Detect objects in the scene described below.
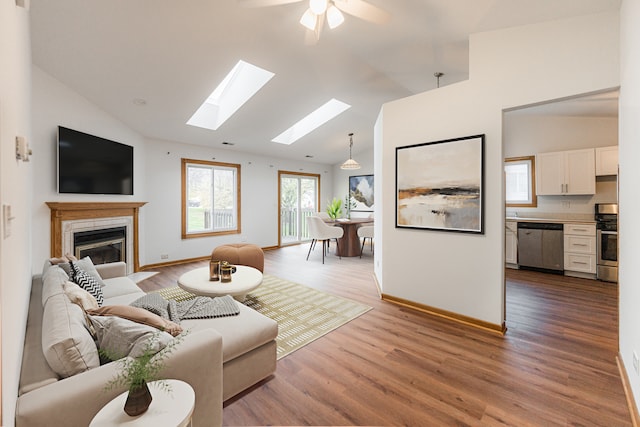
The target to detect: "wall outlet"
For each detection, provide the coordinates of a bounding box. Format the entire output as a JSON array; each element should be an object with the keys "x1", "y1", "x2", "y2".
[
  {"x1": 633, "y1": 351, "x2": 639, "y2": 375},
  {"x1": 160, "y1": 254, "x2": 169, "y2": 260}
]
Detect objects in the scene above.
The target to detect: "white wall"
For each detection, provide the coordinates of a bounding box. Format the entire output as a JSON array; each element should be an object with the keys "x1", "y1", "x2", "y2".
[
  {"x1": 30, "y1": 66, "x2": 147, "y2": 272},
  {"x1": 618, "y1": 0, "x2": 640, "y2": 412},
  {"x1": 0, "y1": 2, "x2": 32, "y2": 424},
  {"x1": 377, "y1": 11, "x2": 620, "y2": 327},
  {"x1": 504, "y1": 114, "x2": 618, "y2": 216},
  {"x1": 143, "y1": 137, "x2": 333, "y2": 265}
]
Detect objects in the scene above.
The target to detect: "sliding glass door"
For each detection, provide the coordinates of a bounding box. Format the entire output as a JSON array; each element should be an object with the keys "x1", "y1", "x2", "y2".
[{"x1": 279, "y1": 171, "x2": 320, "y2": 245}]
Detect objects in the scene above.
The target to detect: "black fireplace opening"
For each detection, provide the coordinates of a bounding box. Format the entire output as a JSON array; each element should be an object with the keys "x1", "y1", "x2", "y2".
[{"x1": 74, "y1": 226, "x2": 126, "y2": 265}]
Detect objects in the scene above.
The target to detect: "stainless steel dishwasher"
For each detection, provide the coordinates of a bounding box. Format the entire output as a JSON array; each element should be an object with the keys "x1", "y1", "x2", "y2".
[{"x1": 517, "y1": 222, "x2": 564, "y2": 272}]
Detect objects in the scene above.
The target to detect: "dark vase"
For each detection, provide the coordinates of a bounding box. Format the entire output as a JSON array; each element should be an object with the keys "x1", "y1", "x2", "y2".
[{"x1": 124, "y1": 382, "x2": 153, "y2": 416}]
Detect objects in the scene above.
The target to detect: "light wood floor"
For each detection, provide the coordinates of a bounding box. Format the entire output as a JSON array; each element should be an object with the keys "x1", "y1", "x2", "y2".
[{"x1": 139, "y1": 244, "x2": 631, "y2": 426}]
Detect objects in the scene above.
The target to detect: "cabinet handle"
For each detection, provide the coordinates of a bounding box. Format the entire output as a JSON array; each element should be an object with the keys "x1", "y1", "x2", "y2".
[
  {"x1": 574, "y1": 261, "x2": 588, "y2": 265},
  {"x1": 574, "y1": 244, "x2": 588, "y2": 247},
  {"x1": 573, "y1": 228, "x2": 587, "y2": 232}
]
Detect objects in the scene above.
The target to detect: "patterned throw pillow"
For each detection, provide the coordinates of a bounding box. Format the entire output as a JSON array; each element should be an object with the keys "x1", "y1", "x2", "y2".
[{"x1": 70, "y1": 262, "x2": 105, "y2": 306}]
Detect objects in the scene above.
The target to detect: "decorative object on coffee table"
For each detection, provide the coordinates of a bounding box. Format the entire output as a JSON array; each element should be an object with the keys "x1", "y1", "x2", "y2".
[
  {"x1": 220, "y1": 262, "x2": 233, "y2": 282},
  {"x1": 209, "y1": 259, "x2": 220, "y2": 281}
]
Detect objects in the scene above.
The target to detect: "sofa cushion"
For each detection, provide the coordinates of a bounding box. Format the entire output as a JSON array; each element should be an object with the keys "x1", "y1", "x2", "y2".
[
  {"x1": 181, "y1": 303, "x2": 278, "y2": 362},
  {"x1": 88, "y1": 315, "x2": 174, "y2": 359},
  {"x1": 101, "y1": 276, "x2": 144, "y2": 300},
  {"x1": 41, "y1": 265, "x2": 70, "y2": 306},
  {"x1": 42, "y1": 293, "x2": 99, "y2": 378}
]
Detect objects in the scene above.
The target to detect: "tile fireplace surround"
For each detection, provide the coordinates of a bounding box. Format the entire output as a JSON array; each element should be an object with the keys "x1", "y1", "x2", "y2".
[{"x1": 46, "y1": 202, "x2": 146, "y2": 274}]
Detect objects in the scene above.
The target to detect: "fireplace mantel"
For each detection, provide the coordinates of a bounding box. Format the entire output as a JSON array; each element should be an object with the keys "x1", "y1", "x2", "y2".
[{"x1": 46, "y1": 202, "x2": 146, "y2": 272}]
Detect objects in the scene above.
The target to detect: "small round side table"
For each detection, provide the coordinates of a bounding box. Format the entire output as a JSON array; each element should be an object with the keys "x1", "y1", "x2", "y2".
[{"x1": 90, "y1": 379, "x2": 195, "y2": 427}]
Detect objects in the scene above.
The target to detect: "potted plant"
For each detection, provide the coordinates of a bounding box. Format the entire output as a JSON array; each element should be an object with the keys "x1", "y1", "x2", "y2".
[
  {"x1": 103, "y1": 331, "x2": 186, "y2": 416},
  {"x1": 344, "y1": 194, "x2": 357, "y2": 219},
  {"x1": 326, "y1": 197, "x2": 342, "y2": 220}
]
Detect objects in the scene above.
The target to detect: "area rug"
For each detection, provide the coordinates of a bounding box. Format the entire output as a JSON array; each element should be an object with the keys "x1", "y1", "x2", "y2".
[{"x1": 155, "y1": 274, "x2": 372, "y2": 359}]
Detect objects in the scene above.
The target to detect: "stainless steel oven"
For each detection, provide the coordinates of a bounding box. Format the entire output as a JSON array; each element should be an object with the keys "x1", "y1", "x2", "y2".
[{"x1": 595, "y1": 203, "x2": 618, "y2": 282}]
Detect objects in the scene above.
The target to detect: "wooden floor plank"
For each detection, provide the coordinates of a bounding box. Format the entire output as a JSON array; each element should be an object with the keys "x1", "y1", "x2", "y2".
[{"x1": 138, "y1": 244, "x2": 631, "y2": 426}]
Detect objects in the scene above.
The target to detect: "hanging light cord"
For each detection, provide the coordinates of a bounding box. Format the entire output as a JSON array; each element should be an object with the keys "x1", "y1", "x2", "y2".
[{"x1": 349, "y1": 132, "x2": 354, "y2": 159}]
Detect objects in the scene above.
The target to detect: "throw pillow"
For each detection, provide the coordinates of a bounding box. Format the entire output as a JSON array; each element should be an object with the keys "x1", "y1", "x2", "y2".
[
  {"x1": 63, "y1": 281, "x2": 99, "y2": 311},
  {"x1": 42, "y1": 293, "x2": 100, "y2": 377},
  {"x1": 59, "y1": 256, "x2": 106, "y2": 287},
  {"x1": 87, "y1": 305, "x2": 183, "y2": 337},
  {"x1": 71, "y1": 263, "x2": 105, "y2": 306},
  {"x1": 88, "y1": 315, "x2": 174, "y2": 359}
]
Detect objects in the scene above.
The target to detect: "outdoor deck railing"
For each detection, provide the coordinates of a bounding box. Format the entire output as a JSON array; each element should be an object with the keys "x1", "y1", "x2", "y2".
[{"x1": 281, "y1": 208, "x2": 316, "y2": 240}]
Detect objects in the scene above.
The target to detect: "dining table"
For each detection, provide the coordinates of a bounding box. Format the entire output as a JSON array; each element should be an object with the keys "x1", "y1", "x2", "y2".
[{"x1": 327, "y1": 217, "x2": 374, "y2": 257}]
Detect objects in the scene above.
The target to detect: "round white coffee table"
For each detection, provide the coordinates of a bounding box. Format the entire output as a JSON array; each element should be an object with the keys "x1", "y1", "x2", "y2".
[
  {"x1": 177, "y1": 265, "x2": 262, "y2": 302},
  {"x1": 90, "y1": 379, "x2": 194, "y2": 427}
]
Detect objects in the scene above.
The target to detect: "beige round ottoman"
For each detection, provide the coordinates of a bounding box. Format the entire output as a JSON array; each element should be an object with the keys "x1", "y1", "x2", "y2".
[{"x1": 211, "y1": 243, "x2": 264, "y2": 273}]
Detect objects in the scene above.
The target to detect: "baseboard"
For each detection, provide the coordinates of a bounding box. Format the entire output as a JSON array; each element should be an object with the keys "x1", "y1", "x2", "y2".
[
  {"x1": 617, "y1": 353, "x2": 640, "y2": 427},
  {"x1": 141, "y1": 255, "x2": 210, "y2": 270},
  {"x1": 140, "y1": 245, "x2": 276, "y2": 271},
  {"x1": 381, "y1": 293, "x2": 506, "y2": 335}
]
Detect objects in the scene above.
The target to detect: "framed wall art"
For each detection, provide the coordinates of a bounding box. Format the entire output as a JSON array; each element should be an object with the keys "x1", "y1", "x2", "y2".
[
  {"x1": 395, "y1": 134, "x2": 484, "y2": 234},
  {"x1": 349, "y1": 174, "x2": 374, "y2": 212}
]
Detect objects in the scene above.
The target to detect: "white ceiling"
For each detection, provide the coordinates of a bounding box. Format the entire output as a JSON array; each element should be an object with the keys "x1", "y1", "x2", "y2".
[{"x1": 30, "y1": 0, "x2": 621, "y2": 165}]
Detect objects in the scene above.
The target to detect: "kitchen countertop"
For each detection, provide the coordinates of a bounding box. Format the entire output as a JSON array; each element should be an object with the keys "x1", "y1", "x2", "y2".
[{"x1": 506, "y1": 216, "x2": 595, "y2": 224}]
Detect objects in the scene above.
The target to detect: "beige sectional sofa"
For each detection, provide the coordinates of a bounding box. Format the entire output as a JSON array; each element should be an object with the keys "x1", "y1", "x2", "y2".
[{"x1": 16, "y1": 260, "x2": 278, "y2": 427}]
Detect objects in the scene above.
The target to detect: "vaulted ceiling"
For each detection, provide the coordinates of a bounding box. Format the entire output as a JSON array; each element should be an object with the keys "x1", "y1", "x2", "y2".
[{"x1": 30, "y1": 0, "x2": 621, "y2": 165}]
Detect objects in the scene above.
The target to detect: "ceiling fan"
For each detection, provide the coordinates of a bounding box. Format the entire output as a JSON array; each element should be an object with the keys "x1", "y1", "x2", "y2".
[{"x1": 239, "y1": 0, "x2": 391, "y2": 41}]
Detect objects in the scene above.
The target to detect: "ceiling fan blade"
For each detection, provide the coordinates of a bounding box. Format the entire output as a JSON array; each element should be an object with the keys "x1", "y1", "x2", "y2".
[
  {"x1": 238, "y1": 0, "x2": 303, "y2": 8},
  {"x1": 334, "y1": 0, "x2": 390, "y2": 25}
]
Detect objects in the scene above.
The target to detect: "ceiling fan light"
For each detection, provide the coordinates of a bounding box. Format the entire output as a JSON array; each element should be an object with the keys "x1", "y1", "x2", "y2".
[
  {"x1": 300, "y1": 8, "x2": 317, "y2": 31},
  {"x1": 326, "y1": 5, "x2": 344, "y2": 29},
  {"x1": 309, "y1": 0, "x2": 327, "y2": 15}
]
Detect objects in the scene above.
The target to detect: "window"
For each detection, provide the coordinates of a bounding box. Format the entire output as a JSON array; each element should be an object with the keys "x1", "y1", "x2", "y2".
[
  {"x1": 182, "y1": 159, "x2": 241, "y2": 239},
  {"x1": 505, "y1": 156, "x2": 537, "y2": 207}
]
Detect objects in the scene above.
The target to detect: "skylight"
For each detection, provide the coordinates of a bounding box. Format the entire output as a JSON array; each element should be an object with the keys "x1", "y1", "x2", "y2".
[
  {"x1": 187, "y1": 60, "x2": 274, "y2": 131},
  {"x1": 272, "y1": 98, "x2": 351, "y2": 145}
]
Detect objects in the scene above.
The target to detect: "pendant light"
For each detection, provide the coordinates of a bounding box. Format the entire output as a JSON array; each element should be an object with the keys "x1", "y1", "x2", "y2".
[{"x1": 340, "y1": 133, "x2": 361, "y2": 170}]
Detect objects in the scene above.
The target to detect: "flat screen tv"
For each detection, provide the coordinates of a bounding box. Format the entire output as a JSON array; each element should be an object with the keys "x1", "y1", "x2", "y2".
[{"x1": 57, "y1": 126, "x2": 134, "y2": 195}]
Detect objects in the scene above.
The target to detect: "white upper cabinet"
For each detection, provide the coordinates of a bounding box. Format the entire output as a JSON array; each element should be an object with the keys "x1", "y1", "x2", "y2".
[
  {"x1": 595, "y1": 145, "x2": 618, "y2": 176},
  {"x1": 536, "y1": 148, "x2": 595, "y2": 195}
]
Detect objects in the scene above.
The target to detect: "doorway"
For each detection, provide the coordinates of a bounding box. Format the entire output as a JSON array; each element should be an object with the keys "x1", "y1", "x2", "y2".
[{"x1": 278, "y1": 171, "x2": 320, "y2": 246}]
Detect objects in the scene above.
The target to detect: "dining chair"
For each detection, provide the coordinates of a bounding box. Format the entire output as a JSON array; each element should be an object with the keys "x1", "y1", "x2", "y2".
[
  {"x1": 357, "y1": 225, "x2": 374, "y2": 258},
  {"x1": 306, "y1": 216, "x2": 344, "y2": 264},
  {"x1": 317, "y1": 212, "x2": 331, "y2": 220}
]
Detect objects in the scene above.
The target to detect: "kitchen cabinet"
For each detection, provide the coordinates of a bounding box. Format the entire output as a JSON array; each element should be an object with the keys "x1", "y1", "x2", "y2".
[
  {"x1": 505, "y1": 220, "x2": 518, "y2": 268},
  {"x1": 595, "y1": 145, "x2": 618, "y2": 176},
  {"x1": 564, "y1": 223, "x2": 597, "y2": 276},
  {"x1": 536, "y1": 148, "x2": 595, "y2": 195}
]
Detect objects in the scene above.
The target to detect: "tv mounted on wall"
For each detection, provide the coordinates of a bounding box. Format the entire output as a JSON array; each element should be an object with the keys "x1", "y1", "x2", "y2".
[{"x1": 57, "y1": 126, "x2": 134, "y2": 195}]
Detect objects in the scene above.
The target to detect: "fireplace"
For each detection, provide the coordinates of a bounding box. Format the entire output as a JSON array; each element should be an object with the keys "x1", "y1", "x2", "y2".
[
  {"x1": 46, "y1": 202, "x2": 146, "y2": 274},
  {"x1": 74, "y1": 226, "x2": 126, "y2": 265}
]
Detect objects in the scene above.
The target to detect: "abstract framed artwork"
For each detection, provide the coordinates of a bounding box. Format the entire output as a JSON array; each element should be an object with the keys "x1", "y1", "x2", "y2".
[
  {"x1": 349, "y1": 174, "x2": 374, "y2": 212},
  {"x1": 395, "y1": 134, "x2": 484, "y2": 234}
]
